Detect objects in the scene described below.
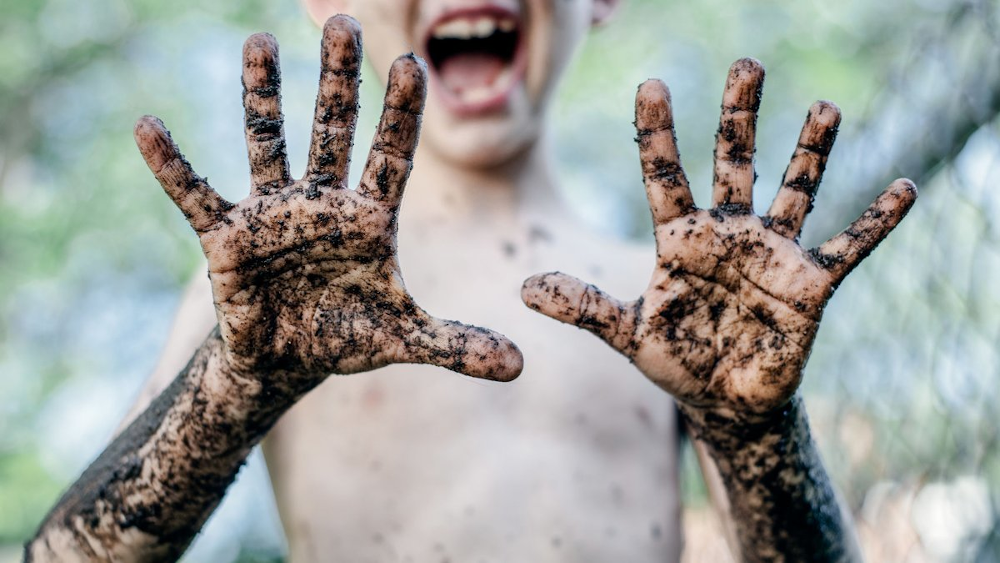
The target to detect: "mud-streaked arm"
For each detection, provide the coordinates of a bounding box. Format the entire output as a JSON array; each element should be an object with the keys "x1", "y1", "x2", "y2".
[
  {"x1": 683, "y1": 398, "x2": 863, "y2": 562},
  {"x1": 26, "y1": 329, "x2": 294, "y2": 563},
  {"x1": 523, "y1": 59, "x2": 914, "y2": 562}
]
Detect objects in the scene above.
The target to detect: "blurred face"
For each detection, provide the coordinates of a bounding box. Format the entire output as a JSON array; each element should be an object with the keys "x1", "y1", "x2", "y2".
[{"x1": 307, "y1": 0, "x2": 609, "y2": 168}]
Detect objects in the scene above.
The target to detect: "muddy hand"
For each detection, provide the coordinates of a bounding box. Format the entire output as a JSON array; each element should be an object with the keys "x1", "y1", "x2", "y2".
[
  {"x1": 134, "y1": 16, "x2": 522, "y2": 382},
  {"x1": 522, "y1": 59, "x2": 915, "y2": 417}
]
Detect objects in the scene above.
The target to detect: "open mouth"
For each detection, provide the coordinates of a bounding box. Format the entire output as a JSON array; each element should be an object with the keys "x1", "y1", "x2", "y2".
[{"x1": 424, "y1": 7, "x2": 525, "y2": 113}]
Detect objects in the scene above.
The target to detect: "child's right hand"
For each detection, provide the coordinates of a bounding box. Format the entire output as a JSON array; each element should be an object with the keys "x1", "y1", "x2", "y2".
[{"x1": 134, "y1": 16, "x2": 522, "y2": 387}]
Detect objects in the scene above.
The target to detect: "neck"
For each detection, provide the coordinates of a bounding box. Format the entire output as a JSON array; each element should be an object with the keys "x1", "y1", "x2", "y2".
[{"x1": 404, "y1": 132, "x2": 564, "y2": 226}]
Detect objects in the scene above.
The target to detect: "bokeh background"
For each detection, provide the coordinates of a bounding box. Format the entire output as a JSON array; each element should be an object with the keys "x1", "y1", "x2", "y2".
[{"x1": 1, "y1": 0, "x2": 998, "y2": 561}]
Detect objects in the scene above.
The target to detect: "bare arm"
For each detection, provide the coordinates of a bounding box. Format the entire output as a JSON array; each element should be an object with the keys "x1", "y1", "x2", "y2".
[
  {"x1": 28, "y1": 330, "x2": 284, "y2": 562},
  {"x1": 521, "y1": 59, "x2": 916, "y2": 562},
  {"x1": 27, "y1": 17, "x2": 522, "y2": 562},
  {"x1": 683, "y1": 396, "x2": 862, "y2": 561}
]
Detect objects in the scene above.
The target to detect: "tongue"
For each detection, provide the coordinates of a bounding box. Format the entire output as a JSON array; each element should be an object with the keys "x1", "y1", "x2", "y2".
[{"x1": 437, "y1": 53, "x2": 507, "y2": 93}]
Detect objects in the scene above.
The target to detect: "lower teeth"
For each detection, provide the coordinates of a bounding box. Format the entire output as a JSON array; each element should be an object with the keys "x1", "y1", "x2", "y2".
[{"x1": 457, "y1": 67, "x2": 514, "y2": 104}]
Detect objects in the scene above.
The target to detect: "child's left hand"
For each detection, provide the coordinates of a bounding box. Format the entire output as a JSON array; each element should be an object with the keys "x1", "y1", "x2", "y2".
[{"x1": 522, "y1": 59, "x2": 916, "y2": 423}]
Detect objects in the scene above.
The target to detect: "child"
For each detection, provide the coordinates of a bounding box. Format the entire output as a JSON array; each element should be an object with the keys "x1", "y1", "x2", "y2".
[{"x1": 28, "y1": 2, "x2": 915, "y2": 561}]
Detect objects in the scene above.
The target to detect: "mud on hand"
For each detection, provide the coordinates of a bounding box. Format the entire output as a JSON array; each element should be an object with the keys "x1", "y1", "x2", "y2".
[
  {"x1": 134, "y1": 16, "x2": 523, "y2": 386},
  {"x1": 522, "y1": 58, "x2": 916, "y2": 421}
]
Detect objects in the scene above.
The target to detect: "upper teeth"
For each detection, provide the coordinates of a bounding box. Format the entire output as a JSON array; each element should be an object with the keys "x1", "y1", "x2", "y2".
[{"x1": 432, "y1": 17, "x2": 517, "y2": 40}]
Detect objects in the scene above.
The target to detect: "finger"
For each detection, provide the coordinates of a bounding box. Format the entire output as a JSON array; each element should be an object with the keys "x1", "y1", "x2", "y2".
[
  {"x1": 766, "y1": 101, "x2": 841, "y2": 239},
  {"x1": 134, "y1": 115, "x2": 231, "y2": 233},
  {"x1": 243, "y1": 32, "x2": 290, "y2": 195},
  {"x1": 397, "y1": 318, "x2": 523, "y2": 382},
  {"x1": 521, "y1": 272, "x2": 637, "y2": 355},
  {"x1": 306, "y1": 15, "x2": 363, "y2": 187},
  {"x1": 635, "y1": 79, "x2": 695, "y2": 225},
  {"x1": 712, "y1": 58, "x2": 765, "y2": 212},
  {"x1": 357, "y1": 54, "x2": 427, "y2": 206},
  {"x1": 813, "y1": 179, "x2": 917, "y2": 284}
]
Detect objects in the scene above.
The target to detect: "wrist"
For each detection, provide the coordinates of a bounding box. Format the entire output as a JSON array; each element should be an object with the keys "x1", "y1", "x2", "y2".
[
  {"x1": 678, "y1": 395, "x2": 805, "y2": 454},
  {"x1": 197, "y1": 329, "x2": 288, "y2": 431},
  {"x1": 205, "y1": 328, "x2": 321, "y2": 432},
  {"x1": 682, "y1": 394, "x2": 855, "y2": 561}
]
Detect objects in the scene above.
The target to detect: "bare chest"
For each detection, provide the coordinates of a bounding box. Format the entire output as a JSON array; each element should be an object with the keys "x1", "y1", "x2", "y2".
[{"x1": 264, "y1": 222, "x2": 683, "y2": 562}]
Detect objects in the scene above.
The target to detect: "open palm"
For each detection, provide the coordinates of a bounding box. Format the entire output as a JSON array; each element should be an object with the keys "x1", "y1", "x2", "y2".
[
  {"x1": 523, "y1": 59, "x2": 915, "y2": 415},
  {"x1": 135, "y1": 17, "x2": 522, "y2": 382}
]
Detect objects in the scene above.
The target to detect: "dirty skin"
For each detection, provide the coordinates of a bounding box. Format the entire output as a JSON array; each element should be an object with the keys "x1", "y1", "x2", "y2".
[
  {"x1": 27, "y1": 16, "x2": 521, "y2": 562},
  {"x1": 681, "y1": 397, "x2": 849, "y2": 563},
  {"x1": 26, "y1": 330, "x2": 285, "y2": 563},
  {"x1": 522, "y1": 59, "x2": 916, "y2": 560}
]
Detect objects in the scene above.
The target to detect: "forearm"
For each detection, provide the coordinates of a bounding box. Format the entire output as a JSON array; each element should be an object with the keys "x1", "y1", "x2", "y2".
[
  {"x1": 681, "y1": 395, "x2": 862, "y2": 563},
  {"x1": 26, "y1": 328, "x2": 303, "y2": 563}
]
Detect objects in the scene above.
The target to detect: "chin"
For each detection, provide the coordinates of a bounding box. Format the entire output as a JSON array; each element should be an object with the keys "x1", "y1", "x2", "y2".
[
  {"x1": 420, "y1": 94, "x2": 543, "y2": 168},
  {"x1": 422, "y1": 112, "x2": 541, "y2": 169}
]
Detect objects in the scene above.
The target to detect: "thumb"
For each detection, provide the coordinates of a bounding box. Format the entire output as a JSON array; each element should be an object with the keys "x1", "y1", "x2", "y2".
[
  {"x1": 521, "y1": 272, "x2": 637, "y2": 356},
  {"x1": 394, "y1": 317, "x2": 523, "y2": 382}
]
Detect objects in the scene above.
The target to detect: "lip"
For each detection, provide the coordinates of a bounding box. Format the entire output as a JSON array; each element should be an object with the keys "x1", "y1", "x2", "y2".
[{"x1": 420, "y1": 5, "x2": 528, "y2": 117}]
